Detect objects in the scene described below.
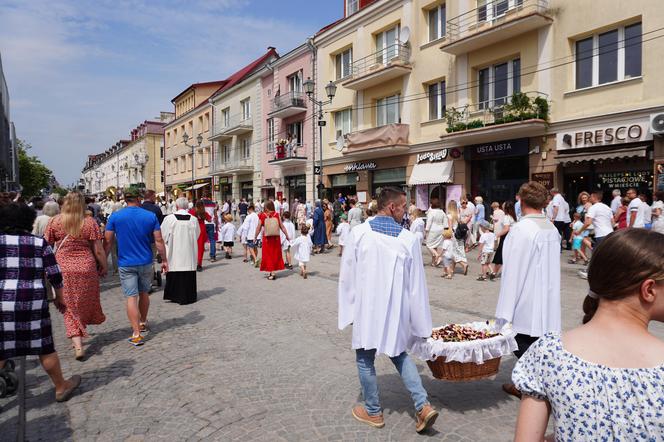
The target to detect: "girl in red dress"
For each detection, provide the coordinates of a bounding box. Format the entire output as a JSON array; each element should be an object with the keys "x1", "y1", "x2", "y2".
[
  {"x1": 189, "y1": 201, "x2": 211, "y2": 271},
  {"x1": 255, "y1": 200, "x2": 291, "y2": 280}
]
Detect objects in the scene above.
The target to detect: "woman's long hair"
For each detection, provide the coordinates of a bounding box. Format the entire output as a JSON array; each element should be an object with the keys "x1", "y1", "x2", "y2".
[
  {"x1": 447, "y1": 201, "x2": 459, "y2": 225},
  {"x1": 195, "y1": 201, "x2": 206, "y2": 220},
  {"x1": 60, "y1": 192, "x2": 86, "y2": 237},
  {"x1": 503, "y1": 200, "x2": 517, "y2": 221}
]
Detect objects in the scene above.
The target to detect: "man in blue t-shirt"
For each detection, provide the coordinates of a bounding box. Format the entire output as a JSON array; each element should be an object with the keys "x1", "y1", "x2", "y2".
[{"x1": 105, "y1": 188, "x2": 168, "y2": 346}]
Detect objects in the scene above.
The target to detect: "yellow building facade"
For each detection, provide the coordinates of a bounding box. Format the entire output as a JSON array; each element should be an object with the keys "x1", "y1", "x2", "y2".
[
  {"x1": 314, "y1": 0, "x2": 664, "y2": 206},
  {"x1": 164, "y1": 82, "x2": 221, "y2": 200}
]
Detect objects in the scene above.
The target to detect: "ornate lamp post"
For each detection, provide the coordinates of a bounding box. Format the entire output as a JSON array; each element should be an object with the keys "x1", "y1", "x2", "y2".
[
  {"x1": 133, "y1": 150, "x2": 149, "y2": 187},
  {"x1": 182, "y1": 132, "x2": 203, "y2": 199},
  {"x1": 303, "y1": 77, "x2": 337, "y2": 199}
]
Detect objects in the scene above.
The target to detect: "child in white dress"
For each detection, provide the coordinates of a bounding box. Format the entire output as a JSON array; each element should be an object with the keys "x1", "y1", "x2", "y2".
[
  {"x1": 281, "y1": 211, "x2": 296, "y2": 269},
  {"x1": 409, "y1": 209, "x2": 425, "y2": 244},
  {"x1": 219, "y1": 214, "x2": 236, "y2": 259},
  {"x1": 441, "y1": 230, "x2": 455, "y2": 279},
  {"x1": 291, "y1": 225, "x2": 313, "y2": 279},
  {"x1": 236, "y1": 215, "x2": 249, "y2": 262},
  {"x1": 336, "y1": 214, "x2": 351, "y2": 257}
]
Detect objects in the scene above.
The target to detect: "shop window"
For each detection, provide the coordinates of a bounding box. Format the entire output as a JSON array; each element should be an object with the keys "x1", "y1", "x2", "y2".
[
  {"x1": 334, "y1": 108, "x2": 353, "y2": 139},
  {"x1": 478, "y1": 58, "x2": 520, "y2": 109},
  {"x1": 428, "y1": 4, "x2": 446, "y2": 42},
  {"x1": 376, "y1": 26, "x2": 401, "y2": 65},
  {"x1": 428, "y1": 80, "x2": 446, "y2": 120},
  {"x1": 335, "y1": 48, "x2": 353, "y2": 80},
  {"x1": 575, "y1": 22, "x2": 642, "y2": 89},
  {"x1": 377, "y1": 95, "x2": 400, "y2": 126}
]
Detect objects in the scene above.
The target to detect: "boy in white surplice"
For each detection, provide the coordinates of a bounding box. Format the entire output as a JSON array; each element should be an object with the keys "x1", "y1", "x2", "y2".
[{"x1": 338, "y1": 187, "x2": 439, "y2": 434}]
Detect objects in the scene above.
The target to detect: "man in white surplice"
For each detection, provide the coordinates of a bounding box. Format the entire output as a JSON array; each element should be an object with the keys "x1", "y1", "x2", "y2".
[
  {"x1": 495, "y1": 181, "x2": 561, "y2": 398},
  {"x1": 338, "y1": 187, "x2": 439, "y2": 434}
]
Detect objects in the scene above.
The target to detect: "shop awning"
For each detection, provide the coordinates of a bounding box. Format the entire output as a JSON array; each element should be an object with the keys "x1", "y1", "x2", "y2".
[
  {"x1": 557, "y1": 146, "x2": 647, "y2": 166},
  {"x1": 183, "y1": 183, "x2": 210, "y2": 191},
  {"x1": 408, "y1": 161, "x2": 454, "y2": 186}
]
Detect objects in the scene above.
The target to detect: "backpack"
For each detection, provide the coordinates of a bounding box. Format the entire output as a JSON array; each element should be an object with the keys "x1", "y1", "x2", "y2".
[
  {"x1": 454, "y1": 222, "x2": 469, "y2": 240},
  {"x1": 264, "y1": 215, "x2": 280, "y2": 237}
]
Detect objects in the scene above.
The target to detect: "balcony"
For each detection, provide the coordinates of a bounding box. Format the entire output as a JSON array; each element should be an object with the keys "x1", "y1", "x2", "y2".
[
  {"x1": 442, "y1": 0, "x2": 552, "y2": 55},
  {"x1": 343, "y1": 123, "x2": 410, "y2": 159},
  {"x1": 440, "y1": 91, "x2": 549, "y2": 146},
  {"x1": 210, "y1": 150, "x2": 254, "y2": 175},
  {"x1": 208, "y1": 115, "x2": 253, "y2": 141},
  {"x1": 268, "y1": 91, "x2": 307, "y2": 119},
  {"x1": 341, "y1": 44, "x2": 412, "y2": 91},
  {"x1": 268, "y1": 143, "x2": 308, "y2": 167}
]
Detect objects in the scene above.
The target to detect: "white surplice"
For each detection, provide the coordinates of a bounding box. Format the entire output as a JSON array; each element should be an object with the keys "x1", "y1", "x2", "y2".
[
  {"x1": 160, "y1": 210, "x2": 200, "y2": 272},
  {"x1": 338, "y1": 223, "x2": 432, "y2": 357},
  {"x1": 495, "y1": 214, "x2": 561, "y2": 337}
]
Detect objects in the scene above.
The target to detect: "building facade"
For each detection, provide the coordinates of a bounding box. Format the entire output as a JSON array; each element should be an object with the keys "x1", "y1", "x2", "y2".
[
  {"x1": 259, "y1": 43, "x2": 315, "y2": 205},
  {"x1": 164, "y1": 82, "x2": 222, "y2": 200},
  {"x1": 0, "y1": 52, "x2": 19, "y2": 192},
  {"x1": 81, "y1": 115, "x2": 172, "y2": 197},
  {"x1": 208, "y1": 48, "x2": 279, "y2": 203},
  {"x1": 310, "y1": 0, "x2": 663, "y2": 207}
]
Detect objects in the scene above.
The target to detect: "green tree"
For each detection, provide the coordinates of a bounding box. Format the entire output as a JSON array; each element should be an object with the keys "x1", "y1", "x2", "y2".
[
  {"x1": 17, "y1": 139, "x2": 52, "y2": 198},
  {"x1": 52, "y1": 186, "x2": 68, "y2": 197}
]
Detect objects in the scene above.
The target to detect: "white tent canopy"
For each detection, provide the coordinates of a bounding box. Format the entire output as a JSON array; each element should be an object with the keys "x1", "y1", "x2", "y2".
[{"x1": 408, "y1": 161, "x2": 454, "y2": 186}]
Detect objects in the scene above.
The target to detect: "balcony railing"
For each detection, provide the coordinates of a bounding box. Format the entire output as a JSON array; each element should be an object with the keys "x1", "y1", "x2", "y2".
[
  {"x1": 269, "y1": 91, "x2": 307, "y2": 118},
  {"x1": 443, "y1": 0, "x2": 551, "y2": 54},
  {"x1": 268, "y1": 143, "x2": 308, "y2": 164},
  {"x1": 341, "y1": 43, "x2": 412, "y2": 90},
  {"x1": 210, "y1": 114, "x2": 253, "y2": 140},
  {"x1": 210, "y1": 149, "x2": 253, "y2": 174}
]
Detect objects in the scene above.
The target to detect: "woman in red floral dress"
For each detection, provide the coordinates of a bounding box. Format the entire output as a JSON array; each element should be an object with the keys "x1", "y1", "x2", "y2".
[
  {"x1": 45, "y1": 192, "x2": 107, "y2": 360},
  {"x1": 189, "y1": 200, "x2": 211, "y2": 271},
  {"x1": 255, "y1": 200, "x2": 290, "y2": 280}
]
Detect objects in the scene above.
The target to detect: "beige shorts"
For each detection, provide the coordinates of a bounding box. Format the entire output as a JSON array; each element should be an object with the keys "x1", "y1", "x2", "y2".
[{"x1": 480, "y1": 252, "x2": 494, "y2": 265}]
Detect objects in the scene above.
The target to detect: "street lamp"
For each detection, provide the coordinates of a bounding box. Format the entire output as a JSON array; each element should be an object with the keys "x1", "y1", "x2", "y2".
[
  {"x1": 182, "y1": 132, "x2": 204, "y2": 199},
  {"x1": 303, "y1": 77, "x2": 336, "y2": 199}
]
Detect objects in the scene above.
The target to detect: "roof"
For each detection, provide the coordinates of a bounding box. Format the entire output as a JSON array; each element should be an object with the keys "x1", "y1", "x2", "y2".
[
  {"x1": 171, "y1": 80, "x2": 227, "y2": 104},
  {"x1": 315, "y1": 0, "x2": 380, "y2": 36},
  {"x1": 209, "y1": 47, "x2": 279, "y2": 100}
]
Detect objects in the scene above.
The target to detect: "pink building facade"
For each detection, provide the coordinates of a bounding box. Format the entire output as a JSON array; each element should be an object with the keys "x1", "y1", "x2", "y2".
[{"x1": 259, "y1": 44, "x2": 315, "y2": 206}]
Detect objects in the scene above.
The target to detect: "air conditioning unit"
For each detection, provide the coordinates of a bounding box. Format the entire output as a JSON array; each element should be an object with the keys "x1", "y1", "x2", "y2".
[{"x1": 650, "y1": 113, "x2": 664, "y2": 135}]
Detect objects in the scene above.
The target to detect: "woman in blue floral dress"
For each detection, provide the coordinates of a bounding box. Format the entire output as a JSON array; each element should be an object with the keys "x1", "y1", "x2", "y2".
[{"x1": 512, "y1": 228, "x2": 664, "y2": 441}]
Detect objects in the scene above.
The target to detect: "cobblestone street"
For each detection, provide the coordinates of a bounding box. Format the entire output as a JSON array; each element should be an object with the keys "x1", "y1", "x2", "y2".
[{"x1": 2, "y1": 243, "x2": 664, "y2": 441}]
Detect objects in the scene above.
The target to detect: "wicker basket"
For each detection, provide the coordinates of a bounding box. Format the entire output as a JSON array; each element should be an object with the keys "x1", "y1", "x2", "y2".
[{"x1": 426, "y1": 356, "x2": 501, "y2": 382}]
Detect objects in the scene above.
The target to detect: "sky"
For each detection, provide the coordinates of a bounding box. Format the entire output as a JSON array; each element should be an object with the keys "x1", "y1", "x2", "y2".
[{"x1": 0, "y1": 0, "x2": 341, "y2": 186}]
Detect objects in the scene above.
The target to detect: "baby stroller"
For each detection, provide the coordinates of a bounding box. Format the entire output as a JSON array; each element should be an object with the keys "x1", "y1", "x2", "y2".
[{"x1": 0, "y1": 360, "x2": 18, "y2": 398}]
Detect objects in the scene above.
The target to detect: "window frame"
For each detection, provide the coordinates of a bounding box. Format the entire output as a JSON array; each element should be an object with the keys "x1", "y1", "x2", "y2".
[
  {"x1": 241, "y1": 138, "x2": 251, "y2": 159},
  {"x1": 574, "y1": 22, "x2": 642, "y2": 90},
  {"x1": 477, "y1": 57, "x2": 520, "y2": 110},
  {"x1": 428, "y1": 80, "x2": 446, "y2": 121},
  {"x1": 428, "y1": 4, "x2": 446, "y2": 42},
  {"x1": 376, "y1": 25, "x2": 401, "y2": 65},
  {"x1": 288, "y1": 71, "x2": 303, "y2": 93},
  {"x1": 334, "y1": 108, "x2": 353, "y2": 139},
  {"x1": 267, "y1": 118, "x2": 275, "y2": 152},
  {"x1": 335, "y1": 48, "x2": 353, "y2": 80},
  {"x1": 376, "y1": 94, "x2": 401, "y2": 127},
  {"x1": 240, "y1": 99, "x2": 251, "y2": 121},
  {"x1": 346, "y1": 0, "x2": 359, "y2": 15}
]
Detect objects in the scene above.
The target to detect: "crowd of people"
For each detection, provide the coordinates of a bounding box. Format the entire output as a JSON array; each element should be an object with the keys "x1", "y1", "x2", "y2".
[{"x1": 1, "y1": 183, "x2": 663, "y2": 439}]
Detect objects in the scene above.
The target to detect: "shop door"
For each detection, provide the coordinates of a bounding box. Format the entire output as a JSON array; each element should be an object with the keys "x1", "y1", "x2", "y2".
[
  {"x1": 331, "y1": 173, "x2": 357, "y2": 200},
  {"x1": 241, "y1": 182, "x2": 253, "y2": 202},
  {"x1": 371, "y1": 168, "x2": 407, "y2": 198},
  {"x1": 472, "y1": 156, "x2": 528, "y2": 203},
  {"x1": 285, "y1": 175, "x2": 306, "y2": 207},
  {"x1": 428, "y1": 184, "x2": 447, "y2": 207}
]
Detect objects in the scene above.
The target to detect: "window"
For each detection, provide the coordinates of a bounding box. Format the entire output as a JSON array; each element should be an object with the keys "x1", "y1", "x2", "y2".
[
  {"x1": 241, "y1": 138, "x2": 251, "y2": 159},
  {"x1": 222, "y1": 144, "x2": 230, "y2": 163},
  {"x1": 575, "y1": 22, "x2": 642, "y2": 89},
  {"x1": 221, "y1": 108, "x2": 230, "y2": 127},
  {"x1": 204, "y1": 113, "x2": 210, "y2": 132},
  {"x1": 335, "y1": 48, "x2": 353, "y2": 80},
  {"x1": 428, "y1": 81, "x2": 446, "y2": 120},
  {"x1": 198, "y1": 116, "x2": 204, "y2": 134},
  {"x1": 160, "y1": 144, "x2": 164, "y2": 159},
  {"x1": 376, "y1": 95, "x2": 400, "y2": 126},
  {"x1": 267, "y1": 119, "x2": 275, "y2": 152},
  {"x1": 334, "y1": 109, "x2": 353, "y2": 139},
  {"x1": 160, "y1": 170, "x2": 164, "y2": 183},
  {"x1": 288, "y1": 71, "x2": 303, "y2": 92},
  {"x1": 376, "y1": 26, "x2": 400, "y2": 64},
  {"x1": 428, "y1": 4, "x2": 446, "y2": 42},
  {"x1": 478, "y1": 0, "x2": 522, "y2": 22},
  {"x1": 167, "y1": 160, "x2": 172, "y2": 175},
  {"x1": 241, "y1": 98, "x2": 251, "y2": 120},
  {"x1": 287, "y1": 121, "x2": 303, "y2": 144},
  {"x1": 187, "y1": 154, "x2": 192, "y2": 171},
  {"x1": 346, "y1": 0, "x2": 358, "y2": 15},
  {"x1": 478, "y1": 58, "x2": 520, "y2": 109}
]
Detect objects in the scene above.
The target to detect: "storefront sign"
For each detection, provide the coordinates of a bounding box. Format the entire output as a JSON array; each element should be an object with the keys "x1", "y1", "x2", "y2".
[
  {"x1": 531, "y1": 172, "x2": 554, "y2": 190},
  {"x1": 416, "y1": 149, "x2": 449, "y2": 163},
  {"x1": 597, "y1": 171, "x2": 651, "y2": 189},
  {"x1": 465, "y1": 138, "x2": 530, "y2": 160},
  {"x1": 557, "y1": 122, "x2": 652, "y2": 150},
  {"x1": 344, "y1": 162, "x2": 377, "y2": 172}
]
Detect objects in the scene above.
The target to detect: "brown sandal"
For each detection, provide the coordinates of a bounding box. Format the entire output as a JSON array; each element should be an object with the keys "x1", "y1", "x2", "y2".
[{"x1": 55, "y1": 375, "x2": 82, "y2": 402}]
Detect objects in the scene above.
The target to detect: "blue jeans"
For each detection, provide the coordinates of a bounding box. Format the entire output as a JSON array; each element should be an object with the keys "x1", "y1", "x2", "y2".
[
  {"x1": 205, "y1": 223, "x2": 216, "y2": 258},
  {"x1": 118, "y1": 264, "x2": 153, "y2": 297},
  {"x1": 355, "y1": 349, "x2": 428, "y2": 416}
]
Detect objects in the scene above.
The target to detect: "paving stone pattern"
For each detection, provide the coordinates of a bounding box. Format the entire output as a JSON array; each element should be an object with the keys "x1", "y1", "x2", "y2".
[{"x1": 2, "y1": 241, "x2": 663, "y2": 441}]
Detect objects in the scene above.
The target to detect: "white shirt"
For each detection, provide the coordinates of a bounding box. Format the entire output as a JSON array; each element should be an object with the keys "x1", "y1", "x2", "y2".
[
  {"x1": 479, "y1": 231, "x2": 496, "y2": 253},
  {"x1": 409, "y1": 217, "x2": 425, "y2": 243},
  {"x1": 220, "y1": 223, "x2": 236, "y2": 242},
  {"x1": 160, "y1": 210, "x2": 200, "y2": 272},
  {"x1": 274, "y1": 200, "x2": 281, "y2": 214},
  {"x1": 642, "y1": 201, "x2": 652, "y2": 223},
  {"x1": 245, "y1": 212, "x2": 260, "y2": 240},
  {"x1": 627, "y1": 198, "x2": 645, "y2": 228},
  {"x1": 611, "y1": 195, "x2": 622, "y2": 214},
  {"x1": 338, "y1": 223, "x2": 432, "y2": 357},
  {"x1": 442, "y1": 238, "x2": 454, "y2": 259},
  {"x1": 492, "y1": 209, "x2": 505, "y2": 236},
  {"x1": 336, "y1": 222, "x2": 351, "y2": 246},
  {"x1": 495, "y1": 215, "x2": 561, "y2": 337},
  {"x1": 561, "y1": 199, "x2": 571, "y2": 223},
  {"x1": 552, "y1": 194, "x2": 567, "y2": 222},
  {"x1": 586, "y1": 202, "x2": 614, "y2": 238},
  {"x1": 291, "y1": 235, "x2": 313, "y2": 263},
  {"x1": 282, "y1": 201, "x2": 289, "y2": 213},
  {"x1": 280, "y1": 220, "x2": 296, "y2": 250}
]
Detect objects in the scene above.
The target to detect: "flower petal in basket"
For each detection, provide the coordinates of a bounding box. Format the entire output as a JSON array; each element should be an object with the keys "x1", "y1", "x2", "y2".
[{"x1": 410, "y1": 321, "x2": 518, "y2": 364}]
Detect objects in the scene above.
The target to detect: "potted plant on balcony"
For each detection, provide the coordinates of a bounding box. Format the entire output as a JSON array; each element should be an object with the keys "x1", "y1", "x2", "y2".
[{"x1": 275, "y1": 139, "x2": 287, "y2": 160}]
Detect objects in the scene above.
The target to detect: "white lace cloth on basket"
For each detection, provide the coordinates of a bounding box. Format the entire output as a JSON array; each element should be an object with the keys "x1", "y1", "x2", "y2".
[{"x1": 410, "y1": 321, "x2": 518, "y2": 364}]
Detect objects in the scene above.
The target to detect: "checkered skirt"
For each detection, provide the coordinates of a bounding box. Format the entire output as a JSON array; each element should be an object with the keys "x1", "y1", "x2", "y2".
[{"x1": 0, "y1": 233, "x2": 63, "y2": 359}]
